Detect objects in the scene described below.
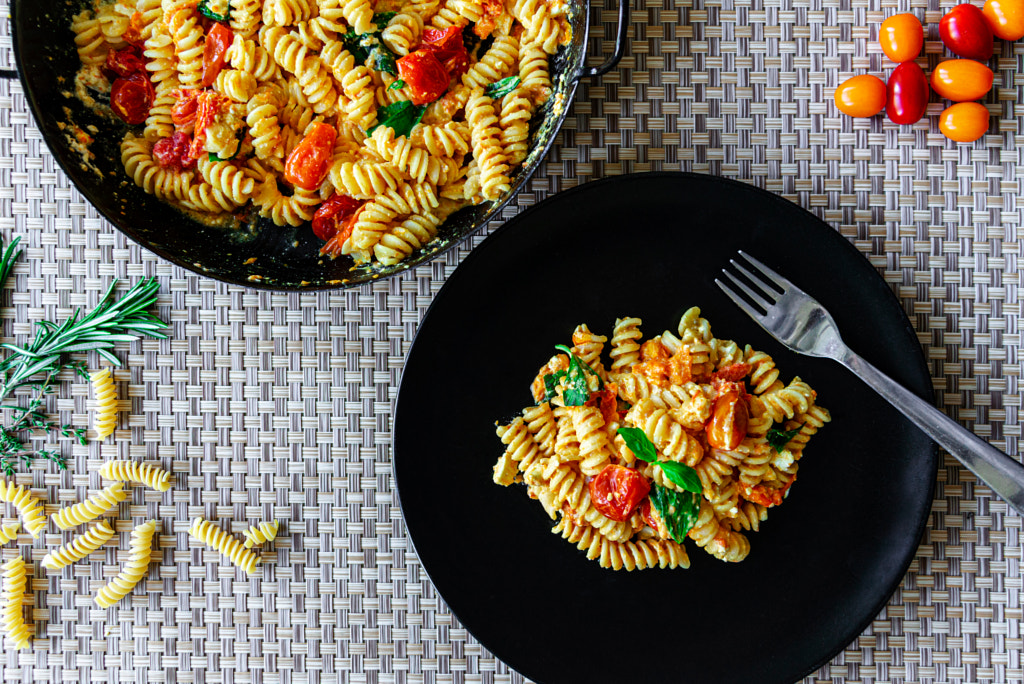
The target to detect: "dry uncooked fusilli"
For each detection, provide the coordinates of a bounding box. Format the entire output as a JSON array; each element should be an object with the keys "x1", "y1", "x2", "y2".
[
  {"x1": 41, "y1": 521, "x2": 116, "y2": 571},
  {"x1": 91, "y1": 367, "x2": 118, "y2": 441},
  {"x1": 1, "y1": 556, "x2": 30, "y2": 649},
  {"x1": 0, "y1": 522, "x2": 19, "y2": 545},
  {"x1": 189, "y1": 517, "x2": 262, "y2": 575},
  {"x1": 98, "y1": 460, "x2": 173, "y2": 492},
  {"x1": 94, "y1": 519, "x2": 159, "y2": 608},
  {"x1": 0, "y1": 480, "x2": 47, "y2": 538},
  {"x1": 241, "y1": 519, "x2": 280, "y2": 548},
  {"x1": 493, "y1": 307, "x2": 830, "y2": 570},
  {"x1": 51, "y1": 482, "x2": 127, "y2": 531}
]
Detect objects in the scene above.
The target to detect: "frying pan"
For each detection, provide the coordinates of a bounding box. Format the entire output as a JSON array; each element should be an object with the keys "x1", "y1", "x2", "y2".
[{"x1": 7, "y1": 0, "x2": 628, "y2": 290}]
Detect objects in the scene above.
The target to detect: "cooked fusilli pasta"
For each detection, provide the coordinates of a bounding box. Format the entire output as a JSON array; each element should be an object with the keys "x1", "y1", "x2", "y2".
[
  {"x1": 492, "y1": 307, "x2": 830, "y2": 569},
  {"x1": 98, "y1": 460, "x2": 173, "y2": 492},
  {"x1": 241, "y1": 519, "x2": 280, "y2": 548},
  {"x1": 94, "y1": 519, "x2": 159, "y2": 608},
  {"x1": 189, "y1": 517, "x2": 262, "y2": 574},
  {"x1": 91, "y1": 367, "x2": 118, "y2": 441},
  {"x1": 51, "y1": 482, "x2": 127, "y2": 531},
  {"x1": 0, "y1": 480, "x2": 47, "y2": 538},
  {"x1": 1, "y1": 556, "x2": 30, "y2": 649},
  {"x1": 41, "y1": 520, "x2": 116, "y2": 571}
]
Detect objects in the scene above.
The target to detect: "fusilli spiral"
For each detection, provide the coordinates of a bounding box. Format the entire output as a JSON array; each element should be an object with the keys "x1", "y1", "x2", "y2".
[
  {"x1": 41, "y1": 520, "x2": 116, "y2": 571},
  {"x1": 0, "y1": 521, "x2": 20, "y2": 545},
  {"x1": 189, "y1": 517, "x2": 262, "y2": 575},
  {"x1": 241, "y1": 519, "x2": 281, "y2": 548},
  {"x1": 51, "y1": 482, "x2": 127, "y2": 531},
  {"x1": 94, "y1": 519, "x2": 159, "y2": 608},
  {"x1": 0, "y1": 480, "x2": 47, "y2": 538},
  {"x1": 1, "y1": 556, "x2": 30, "y2": 649},
  {"x1": 91, "y1": 367, "x2": 118, "y2": 441},
  {"x1": 98, "y1": 460, "x2": 173, "y2": 492}
]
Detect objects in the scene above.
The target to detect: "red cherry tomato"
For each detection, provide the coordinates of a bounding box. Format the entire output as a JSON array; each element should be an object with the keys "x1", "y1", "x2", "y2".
[
  {"x1": 879, "y1": 13, "x2": 924, "y2": 63},
  {"x1": 122, "y1": 11, "x2": 147, "y2": 47},
  {"x1": 152, "y1": 131, "x2": 195, "y2": 170},
  {"x1": 421, "y1": 26, "x2": 470, "y2": 78},
  {"x1": 710, "y1": 363, "x2": 752, "y2": 383},
  {"x1": 105, "y1": 46, "x2": 145, "y2": 78},
  {"x1": 930, "y1": 59, "x2": 994, "y2": 101},
  {"x1": 588, "y1": 465, "x2": 651, "y2": 522},
  {"x1": 284, "y1": 122, "x2": 337, "y2": 190},
  {"x1": 834, "y1": 74, "x2": 887, "y2": 117},
  {"x1": 940, "y1": 4, "x2": 994, "y2": 60},
  {"x1": 938, "y1": 102, "x2": 990, "y2": 142},
  {"x1": 171, "y1": 88, "x2": 201, "y2": 130},
  {"x1": 201, "y1": 23, "x2": 234, "y2": 87},
  {"x1": 397, "y1": 50, "x2": 450, "y2": 105},
  {"x1": 706, "y1": 387, "x2": 749, "y2": 450},
  {"x1": 312, "y1": 194, "x2": 363, "y2": 242},
  {"x1": 983, "y1": 0, "x2": 1024, "y2": 39},
  {"x1": 886, "y1": 62, "x2": 929, "y2": 125},
  {"x1": 110, "y1": 72, "x2": 155, "y2": 124},
  {"x1": 188, "y1": 90, "x2": 228, "y2": 158},
  {"x1": 472, "y1": 0, "x2": 505, "y2": 38}
]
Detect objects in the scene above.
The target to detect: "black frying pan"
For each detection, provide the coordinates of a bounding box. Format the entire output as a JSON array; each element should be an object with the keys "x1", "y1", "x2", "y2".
[{"x1": 8, "y1": 0, "x2": 627, "y2": 290}]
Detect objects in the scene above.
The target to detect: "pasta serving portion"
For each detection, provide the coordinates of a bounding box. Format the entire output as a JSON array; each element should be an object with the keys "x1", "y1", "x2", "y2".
[
  {"x1": 71, "y1": 0, "x2": 567, "y2": 269},
  {"x1": 492, "y1": 307, "x2": 831, "y2": 571}
]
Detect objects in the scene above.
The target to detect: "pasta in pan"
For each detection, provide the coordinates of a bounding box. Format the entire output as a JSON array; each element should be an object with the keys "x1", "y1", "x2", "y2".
[
  {"x1": 71, "y1": 0, "x2": 567, "y2": 269},
  {"x1": 492, "y1": 307, "x2": 831, "y2": 570}
]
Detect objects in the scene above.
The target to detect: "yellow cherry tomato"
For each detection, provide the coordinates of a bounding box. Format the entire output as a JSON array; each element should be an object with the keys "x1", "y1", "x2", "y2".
[
  {"x1": 879, "y1": 14, "x2": 925, "y2": 63},
  {"x1": 938, "y1": 102, "x2": 990, "y2": 142},
  {"x1": 983, "y1": 0, "x2": 1024, "y2": 40},
  {"x1": 930, "y1": 59, "x2": 994, "y2": 102},
  {"x1": 834, "y1": 74, "x2": 887, "y2": 117}
]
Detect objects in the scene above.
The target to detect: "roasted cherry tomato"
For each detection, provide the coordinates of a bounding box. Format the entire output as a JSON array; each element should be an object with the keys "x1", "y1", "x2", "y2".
[
  {"x1": 585, "y1": 383, "x2": 621, "y2": 427},
  {"x1": 312, "y1": 194, "x2": 363, "y2": 242},
  {"x1": 938, "y1": 101, "x2": 990, "y2": 142},
  {"x1": 188, "y1": 90, "x2": 228, "y2": 158},
  {"x1": 171, "y1": 88, "x2": 201, "y2": 130},
  {"x1": 284, "y1": 122, "x2": 337, "y2": 190},
  {"x1": 706, "y1": 386, "x2": 749, "y2": 451},
  {"x1": 397, "y1": 50, "x2": 450, "y2": 105},
  {"x1": 105, "y1": 46, "x2": 145, "y2": 78},
  {"x1": 834, "y1": 74, "x2": 887, "y2": 117},
  {"x1": 711, "y1": 363, "x2": 752, "y2": 383},
  {"x1": 110, "y1": 72, "x2": 155, "y2": 124},
  {"x1": 940, "y1": 4, "x2": 994, "y2": 60},
  {"x1": 201, "y1": 22, "x2": 234, "y2": 87},
  {"x1": 122, "y1": 11, "x2": 147, "y2": 47},
  {"x1": 588, "y1": 465, "x2": 651, "y2": 522},
  {"x1": 930, "y1": 59, "x2": 994, "y2": 101},
  {"x1": 879, "y1": 13, "x2": 924, "y2": 63},
  {"x1": 421, "y1": 26, "x2": 470, "y2": 78},
  {"x1": 983, "y1": 0, "x2": 1024, "y2": 39},
  {"x1": 473, "y1": 0, "x2": 505, "y2": 38},
  {"x1": 886, "y1": 62, "x2": 929, "y2": 125},
  {"x1": 153, "y1": 131, "x2": 195, "y2": 170}
]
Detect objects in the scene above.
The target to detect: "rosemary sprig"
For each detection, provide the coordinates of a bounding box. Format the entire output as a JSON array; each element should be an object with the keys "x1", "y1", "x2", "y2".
[{"x1": 0, "y1": 239, "x2": 168, "y2": 473}]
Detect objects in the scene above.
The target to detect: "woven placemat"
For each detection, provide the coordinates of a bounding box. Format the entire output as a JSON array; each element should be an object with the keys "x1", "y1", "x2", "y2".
[{"x1": 0, "y1": 0, "x2": 1021, "y2": 681}]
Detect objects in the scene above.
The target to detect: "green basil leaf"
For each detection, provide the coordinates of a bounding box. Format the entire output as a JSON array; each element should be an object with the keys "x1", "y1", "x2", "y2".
[
  {"x1": 656, "y1": 461, "x2": 702, "y2": 493},
  {"x1": 649, "y1": 483, "x2": 701, "y2": 545},
  {"x1": 553, "y1": 344, "x2": 589, "y2": 406},
  {"x1": 766, "y1": 424, "x2": 803, "y2": 453},
  {"x1": 197, "y1": 0, "x2": 230, "y2": 22},
  {"x1": 616, "y1": 427, "x2": 657, "y2": 464},
  {"x1": 366, "y1": 100, "x2": 427, "y2": 138},
  {"x1": 370, "y1": 46, "x2": 398, "y2": 76},
  {"x1": 484, "y1": 76, "x2": 521, "y2": 99},
  {"x1": 341, "y1": 30, "x2": 371, "y2": 62},
  {"x1": 542, "y1": 370, "x2": 566, "y2": 403},
  {"x1": 373, "y1": 11, "x2": 397, "y2": 25},
  {"x1": 388, "y1": 79, "x2": 406, "y2": 91}
]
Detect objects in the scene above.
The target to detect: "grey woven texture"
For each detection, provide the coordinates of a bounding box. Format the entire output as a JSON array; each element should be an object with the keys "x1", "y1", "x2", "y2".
[{"x1": 0, "y1": 0, "x2": 1021, "y2": 681}]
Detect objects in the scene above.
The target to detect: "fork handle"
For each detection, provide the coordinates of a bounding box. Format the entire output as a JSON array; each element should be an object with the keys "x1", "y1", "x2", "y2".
[{"x1": 840, "y1": 348, "x2": 1024, "y2": 516}]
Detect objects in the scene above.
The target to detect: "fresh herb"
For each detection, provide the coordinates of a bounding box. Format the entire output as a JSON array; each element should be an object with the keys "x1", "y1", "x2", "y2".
[
  {"x1": 367, "y1": 100, "x2": 427, "y2": 138},
  {"x1": 617, "y1": 427, "x2": 702, "y2": 493},
  {"x1": 373, "y1": 11, "x2": 398, "y2": 25},
  {"x1": 649, "y1": 483, "x2": 701, "y2": 544},
  {"x1": 766, "y1": 424, "x2": 803, "y2": 453},
  {"x1": 370, "y1": 46, "x2": 399, "y2": 76},
  {"x1": 197, "y1": 0, "x2": 231, "y2": 22},
  {"x1": 388, "y1": 79, "x2": 406, "y2": 91},
  {"x1": 0, "y1": 269, "x2": 168, "y2": 474},
  {"x1": 341, "y1": 30, "x2": 373, "y2": 62},
  {"x1": 484, "y1": 76, "x2": 521, "y2": 99},
  {"x1": 542, "y1": 371, "x2": 564, "y2": 402},
  {"x1": 552, "y1": 344, "x2": 602, "y2": 406}
]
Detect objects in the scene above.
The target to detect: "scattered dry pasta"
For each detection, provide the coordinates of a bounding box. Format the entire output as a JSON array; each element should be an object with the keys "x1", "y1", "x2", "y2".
[
  {"x1": 0, "y1": 522, "x2": 19, "y2": 545},
  {"x1": 98, "y1": 460, "x2": 173, "y2": 492},
  {"x1": 41, "y1": 521, "x2": 116, "y2": 571},
  {"x1": 51, "y1": 482, "x2": 127, "y2": 531},
  {"x1": 492, "y1": 307, "x2": 831, "y2": 570},
  {"x1": 0, "y1": 480, "x2": 47, "y2": 538},
  {"x1": 94, "y1": 519, "x2": 159, "y2": 608},
  {"x1": 189, "y1": 517, "x2": 262, "y2": 575},
  {"x1": 70, "y1": 0, "x2": 566, "y2": 269},
  {"x1": 241, "y1": 519, "x2": 280, "y2": 548},
  {"x1": 1, "y1": 556, "x2": 30, "y2": 650},
  {"x1": 91, "y1": 367, "x2": 118, "y2": 441}
]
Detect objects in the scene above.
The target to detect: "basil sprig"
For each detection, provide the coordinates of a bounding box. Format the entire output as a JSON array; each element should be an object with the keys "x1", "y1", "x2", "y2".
[
  {"x1": 484, "y1": 76, "x2": 521, "y2": 99},
  {"x1": 198, "y1": 0, "x2": 230, "y2": 21},
  {"x1": 367, "y1": 100, "x2": 426, "y2": 138},
  {"x1": 617, "y1": 427, "x2": 701, "y2": 493},
  {"x1": 766, "y1": 424, "x2": 803, "y2": 453},
  {"x1": 388, "y1": 79, "x2": 407, "y2": 91},
  {"x1": 370, "y1": 46, "x2": 398, "y2": 76},
  {"x1": 649, "y1": 483, "x2": 701, "y2": 544},
  {"x1": 547, "y1": 344, "x2": 602, "y2": 406}
]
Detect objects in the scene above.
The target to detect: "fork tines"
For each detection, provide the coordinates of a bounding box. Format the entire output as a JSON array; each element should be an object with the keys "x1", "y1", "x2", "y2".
[{"x1": 715, "y1": 251, "x2": 788, "y2": 315}]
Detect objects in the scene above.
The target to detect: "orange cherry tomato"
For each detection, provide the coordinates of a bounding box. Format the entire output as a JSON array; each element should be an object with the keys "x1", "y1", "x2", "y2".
[
  {"x1": 284, "y1": 122, "x2": 337, "y2": 190},
  {"x1": 705, "y1": 386, "x2": 749, "y2": 451},
  {"x1": 588, "y1": 465, "x2": 651, "y2": 522},
  {"x1": 938, "y1": 102, "x2": 990, "y2": 142},
  {"x1": 879, "y1": 13, "x2": 924, "y2": 63},
  {"x1": 201, "y1": 23, "x2": 234, "y2": 87},
  {"x1": 834, "y1": 74, "x2": 887, "y2": 117},
  {"x1": 983, "y1": 0, "x2": 1024, "y2": 40},
  {"x1": 930, "y1": 59, "x2": 994, "y2": 101}
]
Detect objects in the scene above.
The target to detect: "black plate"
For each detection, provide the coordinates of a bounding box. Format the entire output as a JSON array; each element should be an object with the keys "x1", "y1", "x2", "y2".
[{"x1": 393, "y1": 172, "x2": 937, "y2": 684}]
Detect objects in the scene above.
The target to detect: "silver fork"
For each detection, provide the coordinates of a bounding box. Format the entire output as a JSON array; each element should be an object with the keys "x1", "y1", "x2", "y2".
[{"x1": 717, "y1": 251, "x2": 1024, "y2": 516}]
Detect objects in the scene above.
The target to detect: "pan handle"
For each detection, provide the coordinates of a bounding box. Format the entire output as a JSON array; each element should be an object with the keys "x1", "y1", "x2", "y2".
[{"x1": 577, "y1": 0, "x2": 630, "y2": 79}]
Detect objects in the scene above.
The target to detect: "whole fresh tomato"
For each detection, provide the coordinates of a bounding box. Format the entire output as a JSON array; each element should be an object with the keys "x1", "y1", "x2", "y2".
[
  {"x1": 983, "y1": 0, "x2": 1024, "y2": 39},
  {"x1": 110, "y1": 72, "x2": 155, "y2": 124},
  {"x1": 940, "y1": 4, "x2": 994, "y2": 60},
  {"x1": 879, "y1": 13, "x2": 924, "y2": 63},
  {"x1": 588, "y1": 465, "x2": 651, "y2": 522},
  {"x1": 105, "y1": 46, "x2": 145, "y2": 79},
  {"x1": 886, "y1": 62, "x2": 929, "y2": 125},
  {"x1": 938, "y1": 101, "x2": 990, "y2": 142},
  {"x1": 201, "y1": 22, "x2": 234, "y2": 87},
  {"x1": 284, "y1": 121, "x2": 337, "y2": 190},
  {"x1": 834, "y1": 74, "x2": 887, "y2": 117},
  {"x1": 930, "y1": 59, "x2": 994, "y2": 101},
  {"x1": 312, "y1": 194, "x2": 363, "y2": 242},
  {"x1": 421, "y1": 26, "x2": 470, "y2": 78},
  {"x1": 397, "y1": 50, "x2": 450, "y2": 105}
]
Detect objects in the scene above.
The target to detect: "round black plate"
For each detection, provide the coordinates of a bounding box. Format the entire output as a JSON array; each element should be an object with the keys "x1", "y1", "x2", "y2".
[{"x1": 393, "y1": 172, "x2": 937, "y2": 684}]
